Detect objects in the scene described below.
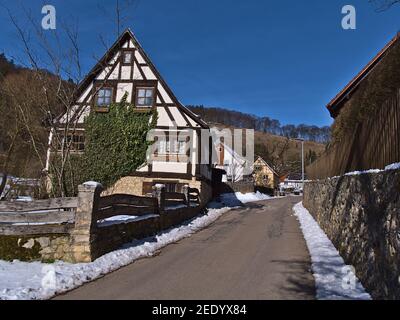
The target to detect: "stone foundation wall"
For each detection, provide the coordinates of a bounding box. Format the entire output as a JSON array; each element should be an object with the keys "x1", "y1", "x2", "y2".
[
  {"x1": 104, "y1": 176, "x2": 213, "y2": 207},
  {"x1": 303, "y1": 169, "x2": 400, "y2": 300},
  {"x1": 0, "y1": 234, "x2": 71, "y2": 262}
]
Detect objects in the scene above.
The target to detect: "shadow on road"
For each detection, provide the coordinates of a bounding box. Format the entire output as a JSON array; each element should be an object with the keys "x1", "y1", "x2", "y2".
[{"x1": 271, "y1": 259, "x2": 316, "y2": 299}]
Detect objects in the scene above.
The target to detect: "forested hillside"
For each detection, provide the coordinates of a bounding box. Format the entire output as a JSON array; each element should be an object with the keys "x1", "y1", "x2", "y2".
[
  {"x1": 0, "y1": 54, "x2": 64, "y2": 179},
  {"x1": 188, "y1": 105, "x2": 331, "y2": 144}
]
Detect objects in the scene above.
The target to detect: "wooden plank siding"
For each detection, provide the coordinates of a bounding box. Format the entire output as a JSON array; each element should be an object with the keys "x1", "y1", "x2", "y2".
[
  {"x1": 0, "y1": 224, "x2": 74, "y2": 236},
  {"x1": 307, "y1": 89, "x2": 400, "y2": 179},
  {"x1": 0, "y1": 198, "x2": 78, "y2": 213},
  {"x1": 0, "y1": 197, "x2": 78, "y2": 235},
  {"x1": 0, "y1": 211, "x2": 75, "y2": 224}
]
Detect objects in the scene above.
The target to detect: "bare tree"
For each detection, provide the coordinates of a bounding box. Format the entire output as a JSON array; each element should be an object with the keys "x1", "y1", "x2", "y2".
[
  {"x1": 0, "y1": 3, "x2": 91, "y2": 197},
  {"x1": 1, "y1": 1, "x2": 140, "y2": 197},
  {"x1": 97, "y1": 0, "x2": 139, "y2": 38}
]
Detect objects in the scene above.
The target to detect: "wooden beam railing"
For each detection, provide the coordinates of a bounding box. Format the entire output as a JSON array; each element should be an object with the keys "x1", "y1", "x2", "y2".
[
  {"x1": 0, "y1": 197, "x2": 78, "y2": 236},
  {"x1": 95, "y1": 194, "x2": 158, "y2": 221}
]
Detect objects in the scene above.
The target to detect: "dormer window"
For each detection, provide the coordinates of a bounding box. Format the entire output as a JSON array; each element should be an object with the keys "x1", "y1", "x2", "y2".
[
  {"x1": 136, "y1": 87, "x2": 155, "y2": 107},
  {"x1": 123, "y1": 51, "x2": 132, "y2": 64},
  {"x1": 96, "y1": 88, "x2": 113, "y2": 107}
]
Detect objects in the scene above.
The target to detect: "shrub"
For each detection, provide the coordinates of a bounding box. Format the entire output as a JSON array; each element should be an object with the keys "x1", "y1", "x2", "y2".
[{"x1": 82, "y1": 94, "x2": 157, "y2": 189}]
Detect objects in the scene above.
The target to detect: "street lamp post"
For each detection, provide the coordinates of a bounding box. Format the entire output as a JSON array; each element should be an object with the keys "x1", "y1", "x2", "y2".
[{"x1": 295, "y1": 138, "x2": 305, "y2": 191}]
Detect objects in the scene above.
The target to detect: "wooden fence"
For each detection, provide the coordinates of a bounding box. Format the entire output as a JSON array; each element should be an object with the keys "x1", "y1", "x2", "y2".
[
  {"x1": 96, "y1": 194, "x2": 159, "y2": 221},
  {"x1": 0, "y1": 198, "x2": 77, "y2": 236},
  {"x1": 307, "y1": 89, "x2": 400, "y2": 180},
  {"x1": 0, "y1": 184, "x2": 195, "y2": 236}
]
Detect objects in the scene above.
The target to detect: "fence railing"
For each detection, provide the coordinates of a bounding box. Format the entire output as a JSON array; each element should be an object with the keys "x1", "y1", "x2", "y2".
[
  {"x1": 0, "y1": 184, "x2": 195, "y2": 235},
  {"x1": 0, "y1": 183, "x2": 202, "y2": 263},
  {"x1": 96, "y1": 194, "x2": 159, "y2": 221},
  {"x1": 0, "y1": 198, "x2": 77, "y2": 235},
  {"x1": 307, "y1": 89, "x2": 400, "y2": 180}
]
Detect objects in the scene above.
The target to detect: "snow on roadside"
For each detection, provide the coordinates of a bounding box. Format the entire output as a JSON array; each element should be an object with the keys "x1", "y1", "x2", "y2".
[
  {"x1": 293, "y1": 202, "x2": 371, "y2": 300},
  {"x1": 325, "y1": 162, "x2": 400, "y2": 180},
  {"x1": 220, "y1": 191, "x2": 272, "y2": 207},
  {"x1": 0, "y1": 192, "x2": 272, "y2": 300}
]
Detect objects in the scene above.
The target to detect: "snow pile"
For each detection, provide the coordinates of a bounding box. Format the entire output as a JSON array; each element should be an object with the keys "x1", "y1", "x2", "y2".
[
  {"x1": 220, "y1": 192, "x2": 272, "y2": 207},
  {"x1": 97, "y1": 215, "x2": 156, "y2": 228},
  {"x1": 344, "y1": 169, "x2": 382, "y2": 176},
  {"x1": 83, "y1": 181, "x2": 103, "y2": 188},
  {"x1": 342, "y1": 162, "x2": 400, "y2": 177},
  {"x1": 385, "y1": 162, "x2": 400, "y2": 171},
  {"x1": 293, "y1": 202, "x2": 371, "y2": 300},
  {"x1": 0, "y1": 192, "x2": 273, "y2": 300}
]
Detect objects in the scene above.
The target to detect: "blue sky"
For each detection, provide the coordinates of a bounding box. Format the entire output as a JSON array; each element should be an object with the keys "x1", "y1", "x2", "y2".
[{"x1": 1, "y1": 0, "x2": 400, "y2": 126}]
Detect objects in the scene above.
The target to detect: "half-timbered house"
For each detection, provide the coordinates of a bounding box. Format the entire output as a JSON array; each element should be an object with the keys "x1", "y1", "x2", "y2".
[{"x1": 47, "y1": 29, "x2": 212, "y2": 205}]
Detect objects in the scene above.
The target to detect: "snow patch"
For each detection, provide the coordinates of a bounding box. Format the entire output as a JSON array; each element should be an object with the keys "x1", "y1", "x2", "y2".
[
  {"x1": 83, "y1": 181, "x2": 103, "y2": 188},
  {"x1": 385, "y1": 162, "x2": 400, "y2": 171},
  {"x1": 293, "y1": 202, "x2": 371, "y2": 300},
  {"x1": 220, "y1": 191, "x2": 272, "y2": 207}
]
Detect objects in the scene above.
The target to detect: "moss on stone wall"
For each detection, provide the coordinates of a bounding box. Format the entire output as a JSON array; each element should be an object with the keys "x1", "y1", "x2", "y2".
[
  {"x1": 0, "y1": 234, "x2": 69, "y2": 262},
  {"x1": 0, "y1": 236, "x2": 42, "y2": 261}
]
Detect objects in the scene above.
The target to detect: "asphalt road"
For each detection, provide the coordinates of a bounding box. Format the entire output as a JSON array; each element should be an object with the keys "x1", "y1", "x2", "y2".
[{"x1": 56, "y1": 196, "x2": 315, "y2": 300}]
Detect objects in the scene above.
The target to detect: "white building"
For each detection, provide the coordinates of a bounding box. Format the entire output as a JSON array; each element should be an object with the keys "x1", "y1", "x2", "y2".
[
  {"x1": 215, "y1": 142, "x2": 248, "y2": 183},
  {"x1": 48, "y1": 29, "x2": 213, "y2": 204}
]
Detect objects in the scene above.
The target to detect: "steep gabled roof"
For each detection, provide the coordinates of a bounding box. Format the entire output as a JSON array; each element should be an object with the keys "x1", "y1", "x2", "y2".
[
  {"x1": 74, "y1": 28, "x2": 208, "y2": 128},
  {"x1": 327, "y1": 33, "x2": 400, "y2": 118},
  {"x1": 254, "y1": 156, "x2": 278, "y2": 176}
]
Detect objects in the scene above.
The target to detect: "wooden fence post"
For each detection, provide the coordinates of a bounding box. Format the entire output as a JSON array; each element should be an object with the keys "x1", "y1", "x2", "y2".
[
  {"x1": 182, "y1": 185, "x2": 190, "y2": 207},
  {"x1": 153, "y1": 184, "x2": 165, "y2": 214},
  {"x1": 70, "y1": 182, "x2": 103, "y2": 263}
]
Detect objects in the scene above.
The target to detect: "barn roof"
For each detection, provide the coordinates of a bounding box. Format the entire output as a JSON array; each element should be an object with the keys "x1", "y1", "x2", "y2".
[{"x1": 327, "y1": 33, "x2": 400, "y2": 118}]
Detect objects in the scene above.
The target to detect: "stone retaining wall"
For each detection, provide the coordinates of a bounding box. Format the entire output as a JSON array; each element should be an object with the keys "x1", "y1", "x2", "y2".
[
  {"x1": 104, "y1": 176, "x2": 213, "y2": 207},
  {"x1": 94, "y1": 206, "x2": 203, "y2": 259},
  {"x1": 303, "y1": 169, "x2": 400, "y2": 300}
]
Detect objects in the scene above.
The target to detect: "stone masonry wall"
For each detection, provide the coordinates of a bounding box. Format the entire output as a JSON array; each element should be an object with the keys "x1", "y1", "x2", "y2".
[
  {"x1": 303, "y1": 169, "x2": 400, "y2": 300},
  {"x1": 93, "y1": 206, "x2": 203, "y2": 259},
  {"x1": 104, "y1": 176, "x2": 213, "y2": 207},
  {"x1": 0, "y1": 234, "x2": 71, "y2": 262}
]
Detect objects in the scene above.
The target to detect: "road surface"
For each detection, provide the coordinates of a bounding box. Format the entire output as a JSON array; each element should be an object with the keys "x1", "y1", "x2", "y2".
[{"x1": 56, "y1": 196, "x2": 315, "y2": 300}]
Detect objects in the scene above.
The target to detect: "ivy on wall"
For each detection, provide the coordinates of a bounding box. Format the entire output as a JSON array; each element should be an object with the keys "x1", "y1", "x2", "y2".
[
  {"x1": 82, "y1": 94, "x2": 158, "y2": 189},
  {"x1": 50, "y1": 94, "x2": 158, "y2": 196}
]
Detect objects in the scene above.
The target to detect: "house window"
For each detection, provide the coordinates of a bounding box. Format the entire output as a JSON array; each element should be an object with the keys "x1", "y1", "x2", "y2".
[
  {"x1": 123, "y1": 52, "x2": 132, "y2": 64},
  {"x1": 136, "y1": 88, "x2": 155, "y2": 107},
  {"x1": 58, "y1": 133, "x2": 85, "y2": 152},
  {"x1": 96, "y1": 88, "x2": 113, "y2": 107},
  {"x1": 158, "y1": 140, "x2": 186, "y2": 155},
  {"x1": 72, "y1": 134, "x2": 85, "y2": 151},
  {"x1": 176, "y1": 141, "x2": 186, "y2": 155}
]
